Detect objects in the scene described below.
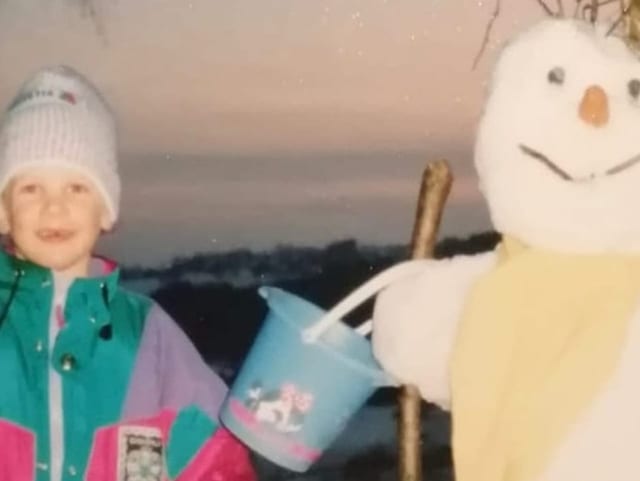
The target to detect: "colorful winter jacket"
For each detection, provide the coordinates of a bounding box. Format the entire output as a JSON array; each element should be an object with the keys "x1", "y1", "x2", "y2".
[{"x1": 0, "y1": 250, "x2": 256, "y2": 481}]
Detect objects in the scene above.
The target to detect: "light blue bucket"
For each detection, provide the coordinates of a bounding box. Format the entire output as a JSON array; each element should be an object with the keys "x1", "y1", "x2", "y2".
[{"x1": 220, "y1": 261, "x2": 426, "y2": 472}]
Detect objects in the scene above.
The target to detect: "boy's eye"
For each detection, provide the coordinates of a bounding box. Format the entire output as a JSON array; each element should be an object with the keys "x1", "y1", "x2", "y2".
[
  {"x1": 68, "y1": 183, "x2": 89, "y2": 194},
  {"x1": 18, "y1": 184, "x2": 38, "y2": 194}
]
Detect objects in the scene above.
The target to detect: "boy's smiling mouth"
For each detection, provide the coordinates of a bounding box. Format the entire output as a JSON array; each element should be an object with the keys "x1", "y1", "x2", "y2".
[
  {"x1": 37, "y1": 229, "x2": 75, "y2": 242},
  {"x1": 519, "y1": 144, "x2": 640, "y2": 183}
]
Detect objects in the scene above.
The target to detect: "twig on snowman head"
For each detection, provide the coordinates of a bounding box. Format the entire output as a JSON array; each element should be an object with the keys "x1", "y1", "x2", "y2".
[
  {"x1": 472, "y1": 0, "x2": 501, "y2": 70},
  {"x1": 536, "y1": 0, "x2": 559, "y2": 16},
  {"x1": 581, "y1": 0, "x2": 620, "y2": 22},
  {"x1": 606, "y1": 1, "x2": 631, "y2": 36}
]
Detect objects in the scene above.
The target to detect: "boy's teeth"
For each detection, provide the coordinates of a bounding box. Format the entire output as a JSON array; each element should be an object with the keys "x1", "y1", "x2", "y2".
[{"x1": 39, "y1": 230, "x2": 72, "y2": 240}]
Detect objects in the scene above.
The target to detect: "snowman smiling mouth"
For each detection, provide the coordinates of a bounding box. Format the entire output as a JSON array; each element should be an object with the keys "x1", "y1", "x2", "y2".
[{"x1": 519, "y1": 144, "x2": 640, "y2": 183}]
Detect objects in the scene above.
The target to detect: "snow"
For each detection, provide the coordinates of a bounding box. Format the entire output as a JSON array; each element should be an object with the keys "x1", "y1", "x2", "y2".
[{"x1": 249, "y1": 403, "x2": 452, "y2": 480}]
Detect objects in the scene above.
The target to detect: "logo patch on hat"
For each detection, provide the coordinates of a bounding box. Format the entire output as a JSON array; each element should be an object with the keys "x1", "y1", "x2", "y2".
[
  {"x1": 59, "y1": 91, "x2": 76, "y2": 105},
  {"x1": 7, "y1": 89, "x2": 78, "y2": 113},
  {"x1": 116, "y1": 425, "x2": 164, "y2": 481}
]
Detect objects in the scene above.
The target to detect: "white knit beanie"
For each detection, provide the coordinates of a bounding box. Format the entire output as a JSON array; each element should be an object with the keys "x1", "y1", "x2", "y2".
[{"x1": 0, "y1": 65, "x2": 120, "y2": 222}]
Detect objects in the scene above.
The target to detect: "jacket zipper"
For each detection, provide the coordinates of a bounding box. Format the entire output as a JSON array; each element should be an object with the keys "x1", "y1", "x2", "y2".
[{"x1": 50, "y1": 276, "x2": 70, "y2": 481}]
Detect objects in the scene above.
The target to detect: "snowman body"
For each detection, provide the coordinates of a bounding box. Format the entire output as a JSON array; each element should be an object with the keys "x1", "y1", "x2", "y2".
[{"x1": 373, "y1": 18, "x2": 640, "y2": 481}]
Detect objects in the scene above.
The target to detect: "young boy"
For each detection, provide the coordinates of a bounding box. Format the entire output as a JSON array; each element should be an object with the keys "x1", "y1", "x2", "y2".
[{"x1": 0, "y1": 65, "x2": 256, "y2": 481}]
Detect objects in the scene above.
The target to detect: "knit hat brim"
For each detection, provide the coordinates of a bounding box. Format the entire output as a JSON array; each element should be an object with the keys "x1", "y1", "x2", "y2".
[{"x1": 0, "y1": 160, "x2": 118, "y2": 225}]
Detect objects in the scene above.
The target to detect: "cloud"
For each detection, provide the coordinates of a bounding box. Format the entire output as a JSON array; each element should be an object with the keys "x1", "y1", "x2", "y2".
[
  {"x1": 3, "y1": 0, "x2": 529, "y2": 264},
  {"x1": 100, "y1": 149, "x2": 488, "y2": 265},
  {"x1": 0, "y1": 0, "x2": 544, "y2": 155},
  {"x1": 126, "y1": 171, "x2": 481, "y2": 212}
]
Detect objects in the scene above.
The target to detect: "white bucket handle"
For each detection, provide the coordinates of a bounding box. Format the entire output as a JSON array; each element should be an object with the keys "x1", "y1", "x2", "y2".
[{"x1": 302, "y1": 260, "x2": 428, "y2": 343}]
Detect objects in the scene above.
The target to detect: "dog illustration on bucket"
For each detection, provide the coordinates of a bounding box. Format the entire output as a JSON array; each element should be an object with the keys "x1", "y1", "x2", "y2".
[
  {"x1": 220, "y1": 262, "x2": 424, "y2": 472},
  {"x1": 245, "y1": 381, "x2": 314, "y2": 434}
]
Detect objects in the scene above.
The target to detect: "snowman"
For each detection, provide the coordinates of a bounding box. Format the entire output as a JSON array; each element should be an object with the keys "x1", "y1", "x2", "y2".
[{"x1": 372, "y1": 17, "x2": 640, "y2": 481}]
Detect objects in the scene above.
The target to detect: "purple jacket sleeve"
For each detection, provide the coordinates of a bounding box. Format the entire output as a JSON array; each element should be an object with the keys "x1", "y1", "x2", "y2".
[{"x1": 121, "y1": 303, "x2": 228, "y2": 422}]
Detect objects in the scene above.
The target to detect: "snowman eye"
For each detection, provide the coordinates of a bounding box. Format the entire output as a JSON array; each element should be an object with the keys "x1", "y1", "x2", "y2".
[
  {"x1": 628, "y1": 79, "x2": 640, "y2": 100},
  {"x1": 547, "y1": 67, "x2": 565, "y2": 85}
]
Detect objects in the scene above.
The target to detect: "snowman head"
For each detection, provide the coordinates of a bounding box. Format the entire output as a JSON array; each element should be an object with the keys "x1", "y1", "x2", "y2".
[{"x1": 475, "y1": 18, "x2": 640, "y2": 253}]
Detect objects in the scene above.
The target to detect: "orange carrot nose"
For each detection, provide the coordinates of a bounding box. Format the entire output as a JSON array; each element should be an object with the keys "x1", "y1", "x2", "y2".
[{"x1": 579, "y1": 85, "x2": 609, "y2": 127}]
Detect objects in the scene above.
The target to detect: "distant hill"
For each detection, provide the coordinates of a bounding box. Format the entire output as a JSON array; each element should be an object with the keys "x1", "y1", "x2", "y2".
[
  {"x1": 120, "y1": 231, "x2": 500, "y2": 369},
  {"x1": 122, "y1": 231, "x2": 500, "y2": 291}
]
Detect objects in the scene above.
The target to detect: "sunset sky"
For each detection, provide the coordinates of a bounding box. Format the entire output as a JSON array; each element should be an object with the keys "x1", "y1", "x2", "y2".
[{"x1": 0, "y1": 1, "x2": 570, "y2": 265}]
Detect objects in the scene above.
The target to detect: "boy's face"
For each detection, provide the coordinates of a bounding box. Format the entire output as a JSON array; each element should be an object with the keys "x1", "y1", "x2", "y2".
[{"x1": 0, "y1": 166, "x2": 113, "y2": 278}]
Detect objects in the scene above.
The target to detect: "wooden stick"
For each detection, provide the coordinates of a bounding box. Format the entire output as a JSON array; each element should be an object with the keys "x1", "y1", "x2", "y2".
[{"x1": 398, "y1": 160, "x2": 453, "y2": 481}]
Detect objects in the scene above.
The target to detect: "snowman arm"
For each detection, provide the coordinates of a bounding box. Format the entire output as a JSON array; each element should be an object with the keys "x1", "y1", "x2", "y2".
[{"x1": 371, "y1": 250, "x2": 497, "y2": 409}]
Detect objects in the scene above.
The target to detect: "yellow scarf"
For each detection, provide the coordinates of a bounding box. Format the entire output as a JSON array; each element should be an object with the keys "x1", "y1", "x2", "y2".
[{"x1": 450, "y1": 236, "x2": 640, "y2": 481}]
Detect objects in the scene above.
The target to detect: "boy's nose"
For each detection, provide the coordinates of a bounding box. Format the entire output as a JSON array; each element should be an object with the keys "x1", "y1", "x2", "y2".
[{"x1": 43, "y1": 195, "x2": 66, "y2": 213}]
